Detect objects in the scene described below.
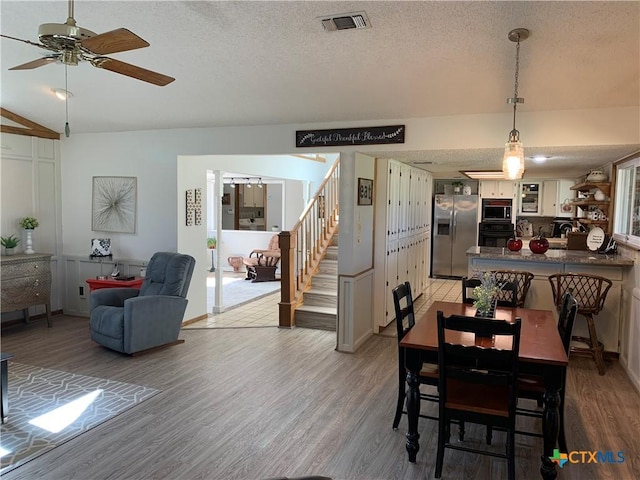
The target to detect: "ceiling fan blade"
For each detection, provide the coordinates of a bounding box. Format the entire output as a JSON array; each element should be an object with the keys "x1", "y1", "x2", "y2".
[
  {"x1": 80, "y1": 28, "x2": 149, "y2": 55},
  {"x1": 91, "y1": 57, "x2": 175, "y2": 86},
  {"x1": 9, "y1": 56, "x2": 60, "y2": 70},
  {"x1": 1, "y1": 34, "x2": 57, "y2": 53}
]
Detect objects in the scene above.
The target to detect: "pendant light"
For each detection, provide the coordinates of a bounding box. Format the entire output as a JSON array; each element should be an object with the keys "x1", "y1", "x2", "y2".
[{"x1": 502, "y1": 28, "x2": 529, "y2": 180}]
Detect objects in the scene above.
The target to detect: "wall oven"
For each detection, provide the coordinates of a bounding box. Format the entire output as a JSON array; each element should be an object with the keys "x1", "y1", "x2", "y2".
[
  {"x1": 479, "y1": 221, "x2": 516, "y2": 248},
  {"x1": 481, "y1": 199, "x2": 512, "y2": 222}
]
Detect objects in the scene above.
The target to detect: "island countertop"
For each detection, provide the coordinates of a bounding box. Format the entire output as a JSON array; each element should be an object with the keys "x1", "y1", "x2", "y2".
[{"x1": 466, "y1": 246, "x2": 634, "y2": 266}]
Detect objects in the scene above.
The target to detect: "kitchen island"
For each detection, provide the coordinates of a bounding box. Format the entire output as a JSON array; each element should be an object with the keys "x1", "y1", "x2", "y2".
[{"x1": 466, "y1": 246, "x2": 634, "y2": 354}]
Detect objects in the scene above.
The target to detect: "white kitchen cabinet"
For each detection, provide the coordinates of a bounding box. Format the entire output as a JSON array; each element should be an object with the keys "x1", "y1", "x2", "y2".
[
  {"x1": 542, "y1": 180, "x2": 557, "y2": 216},
  {"x1": 479, "y1": 180, "x2": 516, "y2": 199},
  {"x1": 241, "y1": 185, "x2": 264, "y2": 207},
  {"x1": 374, "y1": 160, "x2": 432, "y2": 332},
  {"x1": 518, "y1": 181, "x2": 542, "y2": 216},
  {"x1": 542, "y1": 179, "x2": 576, "y2": 217}
]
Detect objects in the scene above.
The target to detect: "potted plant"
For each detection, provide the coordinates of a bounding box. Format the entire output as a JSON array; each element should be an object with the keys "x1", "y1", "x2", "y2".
[
  {"x1": 452, "y1": 180, "x2": 464, "y2": 194},
  {"x1": 19, "y1": 216, "x2": 39, "y2": 254},
  {"x1": 473, "y1": 271, "x2": 501, "y2": 318},
  {"x1": 19, "y1": 216, "x2": 39, "y2": 229},
  {"x1": 207, "y1": 237, "x2": 217, "y2": 249},
  {"x1": 1, "y1": 234, "x2": 20, "y2": 255}
]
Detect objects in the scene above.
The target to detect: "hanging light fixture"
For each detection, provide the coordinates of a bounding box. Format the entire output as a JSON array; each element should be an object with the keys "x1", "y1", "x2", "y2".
[
  {"x1": 230, "y1": 178, "x2": 236, "y2": 188},
  {"x1": 502, "y1": 28, "x2": 529, "y2": 180},
  {"x1": 245, "y1": 178, "x2": 252, "y2": 188},
  {"x1": 257, "y1": 178, "x2": 263, "y2": 189}
]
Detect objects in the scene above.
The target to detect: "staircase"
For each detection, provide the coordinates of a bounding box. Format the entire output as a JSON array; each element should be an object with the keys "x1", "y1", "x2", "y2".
[{"x1": 294, "y1": 232, "x2": 338, "y2": 331}]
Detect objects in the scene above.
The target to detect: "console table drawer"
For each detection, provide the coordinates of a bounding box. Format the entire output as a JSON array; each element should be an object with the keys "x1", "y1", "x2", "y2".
[
  {"x1": 1, "y1": 253, "x2": 53, "y2": 326},
  {"x1": 1, "y1": 274, "x2": 51, "y2": 311},
  {"x1": 1, "y1": 257, "x2": 50, "y2": 280}
]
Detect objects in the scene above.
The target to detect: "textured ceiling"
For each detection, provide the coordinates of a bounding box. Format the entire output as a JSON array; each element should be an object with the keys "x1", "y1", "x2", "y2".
[{"x1": 1, "y1": 1, "x2": 639, "y2": 178}]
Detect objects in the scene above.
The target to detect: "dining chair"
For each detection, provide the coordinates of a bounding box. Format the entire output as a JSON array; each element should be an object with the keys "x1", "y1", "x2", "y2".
[
  {"x1": 434, "y1": 312, "x2": 521, "y2": 480},
  {"x1": 516, "y1": 292, "x2": 578, "y2": 452},
  {"x1": 392, "y1": 281, "x2": 439, "y2": 429},
  {"x1": 461, "y1": 276, "x2": 518, "y2": 308},
  {"x1": 548, "y1": 273, "x2": 612, "y2": 375},
  {"x1": 490, "y1": 270, "x2": 534, "y2": 307}
]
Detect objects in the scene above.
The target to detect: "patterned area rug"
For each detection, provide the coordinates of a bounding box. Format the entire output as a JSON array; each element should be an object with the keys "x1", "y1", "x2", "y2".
[{"x1": 0, "y1": 363, "x2": 160, "y2": 474}]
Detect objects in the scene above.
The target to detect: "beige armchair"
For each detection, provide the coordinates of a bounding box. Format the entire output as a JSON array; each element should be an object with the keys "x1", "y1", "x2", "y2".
[{"x1": 242, "y1": 234, "x2": 281, "y2": 282}]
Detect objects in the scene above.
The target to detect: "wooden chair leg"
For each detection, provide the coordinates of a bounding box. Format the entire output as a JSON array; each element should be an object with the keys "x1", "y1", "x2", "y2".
[
  {"x1": 393, "y1": 369, "x2": 405, "y2": 430},
  {"x1": 585, "y1": 315, "x2": 605, "y2": 375},
  {"x1": 435, "y1": 420, "x2": 447, "y2": 478},
  {"x1": 507, "y1": 427, "x2": 516, "y2": 480}
]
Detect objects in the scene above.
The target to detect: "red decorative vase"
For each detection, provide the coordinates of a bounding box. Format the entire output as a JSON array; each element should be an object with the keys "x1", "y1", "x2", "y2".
[
  {"x1": 529, "y1": 235, "x2": 550, "y2": 254},
  {"x1": 507, "y1": 237, "x2": 523, "y2": 252}
]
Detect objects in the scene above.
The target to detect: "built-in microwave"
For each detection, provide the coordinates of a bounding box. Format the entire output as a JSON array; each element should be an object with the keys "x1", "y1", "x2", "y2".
[{"x1": 482, "y1": 199, "x2": 512, "y2": 222}]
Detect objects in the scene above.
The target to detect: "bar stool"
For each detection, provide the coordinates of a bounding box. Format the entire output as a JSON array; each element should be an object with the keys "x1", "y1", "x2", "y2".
[
  {"x1": 548, "y1": 273, "x2": 612, "y2": 375},
  {"x1": 491, "y1": 270, "x2": 534, "y2": 307}
]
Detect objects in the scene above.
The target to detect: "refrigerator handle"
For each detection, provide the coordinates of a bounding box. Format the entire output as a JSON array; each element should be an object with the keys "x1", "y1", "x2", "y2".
[{"x1": 452, "y1": 209, "x2": 457, "y2": 240}]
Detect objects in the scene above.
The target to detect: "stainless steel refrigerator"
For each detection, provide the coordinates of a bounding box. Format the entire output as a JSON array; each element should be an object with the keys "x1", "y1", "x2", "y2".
[{"x1": 432, "y1": 194, "x2": 478, "y2": 277}]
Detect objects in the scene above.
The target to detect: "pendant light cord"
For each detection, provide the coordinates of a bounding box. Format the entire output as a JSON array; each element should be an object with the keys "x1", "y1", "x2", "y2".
[{"x1": 509, "y1": 35, "x2": 521, "y2": 140}]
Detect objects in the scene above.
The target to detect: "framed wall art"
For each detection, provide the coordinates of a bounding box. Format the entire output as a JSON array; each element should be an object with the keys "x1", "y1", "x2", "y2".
[
  {"x1": 357, "y1": 178, "x2": 373, "y2": 206},
  {"x1": 92, "y1": 176, "x2": 137, "y2": 233}
]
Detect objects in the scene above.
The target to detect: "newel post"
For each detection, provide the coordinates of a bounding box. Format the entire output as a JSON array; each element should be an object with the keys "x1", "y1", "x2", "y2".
[{"x1": 278, "y1": 231, "x2": 296, "y2": 328}]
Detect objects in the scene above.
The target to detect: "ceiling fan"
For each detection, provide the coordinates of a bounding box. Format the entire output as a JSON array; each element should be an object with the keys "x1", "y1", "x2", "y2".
[{"x1": 0, "y1": 0, "x2": 175, "y2": 86}]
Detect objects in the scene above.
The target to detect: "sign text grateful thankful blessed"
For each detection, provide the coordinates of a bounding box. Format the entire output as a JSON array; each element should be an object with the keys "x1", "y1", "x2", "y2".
[{"x1": 296, "y1": 125, "x2": 405, "y2": 147}]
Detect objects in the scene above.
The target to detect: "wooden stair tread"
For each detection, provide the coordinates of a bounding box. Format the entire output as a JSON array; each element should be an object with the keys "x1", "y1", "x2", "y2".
[
  {"x1": 296, "y1": 305, "x2": 337, "y2": 315},
  {"x1": 306, "y1": 288, "x2": 337, "y2": 296}
]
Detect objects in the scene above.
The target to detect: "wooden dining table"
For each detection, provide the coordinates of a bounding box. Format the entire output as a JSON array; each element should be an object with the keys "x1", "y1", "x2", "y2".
[{"x1": 399, "y1": 301, "x2": 568, "y2": 480}]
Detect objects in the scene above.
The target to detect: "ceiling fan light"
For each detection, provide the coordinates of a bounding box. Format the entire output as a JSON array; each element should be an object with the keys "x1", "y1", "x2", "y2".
[
  {"x1": 503, "y1": 141, "x2": 525, "y2": 180},
  {"x1": 52, "y1": 88, "x2": 73, "y2": 100}
]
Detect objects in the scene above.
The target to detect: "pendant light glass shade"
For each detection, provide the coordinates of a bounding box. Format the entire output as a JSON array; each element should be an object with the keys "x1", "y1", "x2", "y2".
[{"x1": 503, "y1": 139, "x2": 524, "y2": 180}]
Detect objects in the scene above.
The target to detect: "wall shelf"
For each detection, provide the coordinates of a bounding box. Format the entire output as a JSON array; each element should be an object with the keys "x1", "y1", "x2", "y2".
[
  {"x1": 569, "y1": 181, "x2": 612, "y2": 233},
  {"x1": 570, "y1": 182, "x2": 611, "y2": 197}
]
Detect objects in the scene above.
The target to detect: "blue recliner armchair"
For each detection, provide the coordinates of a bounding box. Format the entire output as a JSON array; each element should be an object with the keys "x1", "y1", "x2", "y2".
[{"x1": 90, "y1": 252, "x2": 196, "y2": 355}]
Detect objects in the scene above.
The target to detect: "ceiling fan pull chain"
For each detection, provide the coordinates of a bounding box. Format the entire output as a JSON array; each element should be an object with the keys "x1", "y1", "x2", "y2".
[{"x1": 64, "y1": 62, "x2": 70, "y2": 137}]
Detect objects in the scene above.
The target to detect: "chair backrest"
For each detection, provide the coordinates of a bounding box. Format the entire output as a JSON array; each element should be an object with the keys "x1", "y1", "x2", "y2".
[
  {"x1": 558, "y1": 292, "x2": 579, "y2": 355},
  {"x1": 437, "y1": 312, "x2": 521, "y2": 414},
  {"x1": 491, "y1": 270, "x2": 534, "y2": 307},
  {"x1": 139, "y1": 252, "x2": 196, "y2": 298},
  {"x1": 548, "y1": 273, "x2": 612, "y2": 315},
  {"x1": 461, "y1": 276, "x2": 517, "y2": 307},
  {"x1": 495, "y1": 281, "x2": 518, "y2": 307},
  {"x1": 461, "y1": 277, "x2": 481, "y2": 304},
  {"x1": 392, "y1": 281, "x2": 415, "y2": 341},
  {"x1": 267, "y1": 235, "x2": 280, "y2": 252}
]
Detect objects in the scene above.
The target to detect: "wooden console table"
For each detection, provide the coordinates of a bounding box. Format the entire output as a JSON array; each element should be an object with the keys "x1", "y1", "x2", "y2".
[{"x1": 1, "y1": 253, "x2": 52, "y2": 327}]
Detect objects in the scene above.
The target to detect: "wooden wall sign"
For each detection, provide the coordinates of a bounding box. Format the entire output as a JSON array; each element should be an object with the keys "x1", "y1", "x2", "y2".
[{"x1": 296, "y1": 125, "x2": 405, "y2": 148}]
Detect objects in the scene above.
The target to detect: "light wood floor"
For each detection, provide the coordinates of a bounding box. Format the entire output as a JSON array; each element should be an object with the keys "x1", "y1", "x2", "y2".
[{"x1": 1, "y1": 313, "x2": 638, "y2": 480}]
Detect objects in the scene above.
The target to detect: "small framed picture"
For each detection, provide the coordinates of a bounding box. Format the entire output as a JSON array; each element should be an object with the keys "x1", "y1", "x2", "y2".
[{"x1": 357, "y1": 178, "x2": 373, "y2": 206}]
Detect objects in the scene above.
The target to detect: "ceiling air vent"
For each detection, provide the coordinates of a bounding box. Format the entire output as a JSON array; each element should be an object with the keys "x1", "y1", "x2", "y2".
[{"x1": 319, "y1": 12, "x2": 371, "y2": 32}]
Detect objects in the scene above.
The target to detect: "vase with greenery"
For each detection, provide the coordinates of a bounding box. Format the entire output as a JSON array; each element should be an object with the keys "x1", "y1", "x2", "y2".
[
  {"x1": 207, "y1": 237, "x2": 217, "y2": 249},
  {"x1": 452, "y1": 180, "x2": 464, "y2": 194},
  {"x1": 472, "y1": 271, "x2": 501, "y2": 317},
  {"x1": 1, "y1": 234, "x2": 20, "y2": 255},
  {"x1": 19, "y1": 217, "x2": 39, "y2": 229},
  {"x1": 19, "y1": 216, "x2": 38, "y2": 254}
]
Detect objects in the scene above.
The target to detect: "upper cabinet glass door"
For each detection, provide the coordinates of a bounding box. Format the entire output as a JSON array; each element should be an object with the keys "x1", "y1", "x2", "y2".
[{"x1": 519, "y1": 182, "x2": 542, "y2": 215}]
